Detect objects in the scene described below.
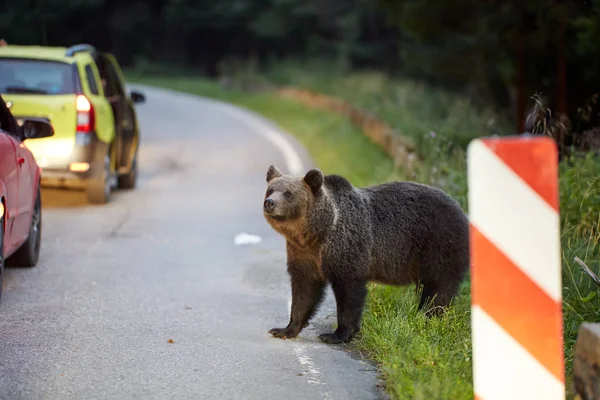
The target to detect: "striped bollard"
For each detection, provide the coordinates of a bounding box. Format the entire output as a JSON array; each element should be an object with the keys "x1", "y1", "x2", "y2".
[{"x1": 467, "y1": 136, "x2": 564, "y2": 400}]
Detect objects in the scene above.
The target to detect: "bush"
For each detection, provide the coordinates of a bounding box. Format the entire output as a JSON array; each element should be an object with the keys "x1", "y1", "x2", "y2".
[{"x1": 560, "y1": 152, "x2": 600, "y2": 238}]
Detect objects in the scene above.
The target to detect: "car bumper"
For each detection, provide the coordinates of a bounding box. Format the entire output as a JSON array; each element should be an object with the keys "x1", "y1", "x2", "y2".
[{"x1": 36, "y1": 132, "x2": 109, "y2": 189}]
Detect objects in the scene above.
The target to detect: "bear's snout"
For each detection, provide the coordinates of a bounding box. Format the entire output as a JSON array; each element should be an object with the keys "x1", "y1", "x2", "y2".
[{"x1": 264, "y1": 198, "x2": 276, "y2": 212}]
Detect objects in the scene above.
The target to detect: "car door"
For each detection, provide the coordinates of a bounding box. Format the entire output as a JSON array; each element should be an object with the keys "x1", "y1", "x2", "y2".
[
  {"x1": 12, "y1": 129, "x2": 36, "y2": 244},
  {"x1": 101, "y1": 53, "x2": 131, "y2": 168},
  {"x1": 0, "y1": 130, "x2": 19, "y2": 253}
]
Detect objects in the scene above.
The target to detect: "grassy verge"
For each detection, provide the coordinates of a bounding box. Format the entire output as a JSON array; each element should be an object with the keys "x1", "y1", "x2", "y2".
[
  {"x1": 217, "y1": 59, "x2": 513, "y2": 151},
  {"x1": 126, "y1": 65, "x2": 600, "y2": 399}
]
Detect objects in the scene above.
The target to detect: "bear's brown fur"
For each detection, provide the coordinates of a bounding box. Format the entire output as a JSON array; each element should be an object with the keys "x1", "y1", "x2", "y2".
[{"x1": 263, "y1": 165, "x2": 470, "y2": 344}]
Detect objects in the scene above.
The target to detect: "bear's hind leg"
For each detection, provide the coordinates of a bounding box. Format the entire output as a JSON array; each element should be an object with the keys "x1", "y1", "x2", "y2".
[
  {"x1": 418, "y1": 280, "x2": 458, "y2": 318},
  {"x1": 269, "y1": 267, "x2": 327, "y2": 340},
  {"x1": 318, "y1": 278, "x2": 367, "y2": 344}
]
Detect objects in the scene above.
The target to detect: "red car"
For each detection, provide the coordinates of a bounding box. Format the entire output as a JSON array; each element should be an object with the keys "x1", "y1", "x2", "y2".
[{"x1": 0, "y1": 94, "x2": 54, "y2": 303}]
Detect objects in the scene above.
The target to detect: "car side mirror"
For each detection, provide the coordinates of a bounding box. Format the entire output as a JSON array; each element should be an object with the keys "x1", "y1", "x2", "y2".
[
  {"x1": 130, "y1": 90, "x2": 146, "y2": 104},
  {"x1": 19, "y1": 117, "x2": 55, "y2": 140}
]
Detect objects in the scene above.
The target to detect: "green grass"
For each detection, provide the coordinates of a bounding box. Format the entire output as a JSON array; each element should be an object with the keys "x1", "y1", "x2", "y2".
[
  {"x1": 127, "y1": 65, "x2": 600, "y2": 399},
  {"x1": 558, "y1": 153, "x2": 600, "y2": 391},
  {"x1": 357, "y1": 282, "x2": 473, "y2": 399}
]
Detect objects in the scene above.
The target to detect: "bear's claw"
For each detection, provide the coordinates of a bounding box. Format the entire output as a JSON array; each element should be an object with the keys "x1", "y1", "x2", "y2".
[
  {"x1": 269, "y1": 327, "x2": 298, "y2": 339},
  {"x1": 318, "y1": 332, "x2": 349, "y2": 344}
]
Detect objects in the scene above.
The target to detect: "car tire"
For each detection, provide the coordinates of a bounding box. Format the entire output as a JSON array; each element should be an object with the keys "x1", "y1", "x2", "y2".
[
  {"x1": 6, "y1": 186, "x2": 42, "y2": 268},
  {"x1": 117, "y1": 157, "x2": 137, "y2": 190},
  {"x1": 86, "y1": 153, "x2": 112, "y2": 204},
  {"x1": 0, "y1": 214, "x2": 4, "y2": 304}
]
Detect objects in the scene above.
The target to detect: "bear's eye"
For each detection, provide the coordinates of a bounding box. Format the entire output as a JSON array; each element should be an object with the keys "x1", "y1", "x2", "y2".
[
  {"x1": 266, "y1": 188, "x2": 274, "y2": 197},
  {"x1": 284, "y1": 190, "x2": 292, "y2": 198}
]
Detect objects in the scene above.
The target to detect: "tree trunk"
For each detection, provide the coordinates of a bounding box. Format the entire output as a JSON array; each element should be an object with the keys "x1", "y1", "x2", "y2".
[
  {"x1": 555, "y1": 1, "x2": 568, "y2": 153},
  {"x1": 515, "y1": 35, "x2": 526, "y2": 134},
  {"x1": 514, "y1": 5, "x2": 528, "y2": 134}
]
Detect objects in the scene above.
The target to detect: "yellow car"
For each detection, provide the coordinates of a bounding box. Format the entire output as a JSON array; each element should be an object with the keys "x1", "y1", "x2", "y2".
[{"x1": 0, "y1": 43, "x2": 146, "y2": 204}]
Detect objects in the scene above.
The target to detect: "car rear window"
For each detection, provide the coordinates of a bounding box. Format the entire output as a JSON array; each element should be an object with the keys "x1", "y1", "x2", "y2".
[{"x1": 0, "y1": 58, "x2": 77, "y2": 95}]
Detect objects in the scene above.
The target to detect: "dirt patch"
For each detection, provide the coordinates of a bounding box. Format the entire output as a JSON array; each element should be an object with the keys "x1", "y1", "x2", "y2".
[{"x1": 275, "y1": 86, "x2": 421, "y2": 172}]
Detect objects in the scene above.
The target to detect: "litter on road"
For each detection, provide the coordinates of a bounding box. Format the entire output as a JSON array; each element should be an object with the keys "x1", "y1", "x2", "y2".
[{"x1": 234, "y1": 233, "x2": 262, "y2": 245}]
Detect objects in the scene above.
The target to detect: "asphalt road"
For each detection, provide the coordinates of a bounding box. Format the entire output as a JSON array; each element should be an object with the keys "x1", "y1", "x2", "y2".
[{"x1": 0, "y1": 85, "x2": 383, "y2": 400}]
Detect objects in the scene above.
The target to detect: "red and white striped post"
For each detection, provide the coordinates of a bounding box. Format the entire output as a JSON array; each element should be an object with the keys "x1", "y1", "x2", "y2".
[{"x1": 467, "y1": 136, "x2": 564, "y2": 400}]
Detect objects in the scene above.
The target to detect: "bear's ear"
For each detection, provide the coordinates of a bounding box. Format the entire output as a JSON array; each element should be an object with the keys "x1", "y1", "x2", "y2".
[
  {"x1": 303, "y1": 169, "x2": 324, "y2": 193},
  {"x1": 266, "y1": 165, "x2": 283, "y2": 182}
]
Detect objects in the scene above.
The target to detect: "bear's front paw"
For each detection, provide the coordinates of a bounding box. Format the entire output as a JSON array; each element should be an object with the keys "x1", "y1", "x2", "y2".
[
  {"x1": 318, "y1": 332, "x2": 351, "y2": 344},
  {"x1": 268, "y1": 327, "x2": 298, "y2": 340}
]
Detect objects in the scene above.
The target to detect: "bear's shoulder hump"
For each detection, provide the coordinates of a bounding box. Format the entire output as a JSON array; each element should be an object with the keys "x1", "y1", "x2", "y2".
[{"x1": 324, "y1": 174, "x2": 354, "y2": 191}]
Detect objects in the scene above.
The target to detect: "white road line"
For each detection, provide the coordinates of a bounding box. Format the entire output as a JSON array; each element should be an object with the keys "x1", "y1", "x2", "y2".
[
  {"x1": 296, "y1": 343, "x2": 333, "y2": 398},
  {"x1": 210, "y1": 101, "x2": 304, "y2": 176}
]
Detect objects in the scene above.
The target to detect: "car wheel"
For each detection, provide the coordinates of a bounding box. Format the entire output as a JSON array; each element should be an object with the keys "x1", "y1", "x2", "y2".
[
  {"x1": 6, "y1": 186, "x2": 42, "y2": 268},
  {"x1": 86, "y1": 153, "x2": 112, "y2": 204},
  {"x1": 0, "y1": 214, "x2": 4, "y2": 304},
  {"x1": 117, "y1": 157, "x2": 137, "y2": 190}
]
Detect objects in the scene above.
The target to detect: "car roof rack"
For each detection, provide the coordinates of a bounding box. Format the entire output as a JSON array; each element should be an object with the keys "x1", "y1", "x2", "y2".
[{"x1": 65, "y1": 43, "x2": 96, "y2": 57}]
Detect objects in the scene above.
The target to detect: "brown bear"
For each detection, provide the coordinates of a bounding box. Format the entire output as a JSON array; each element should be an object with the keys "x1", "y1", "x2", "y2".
[{"x1": 262, "y1": 165, "x2": 470, "y2": 344}]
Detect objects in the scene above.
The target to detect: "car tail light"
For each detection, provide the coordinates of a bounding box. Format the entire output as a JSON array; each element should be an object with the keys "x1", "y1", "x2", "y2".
[{"x1": 76, "y1": 95, "x2": 95, "y2": 132}]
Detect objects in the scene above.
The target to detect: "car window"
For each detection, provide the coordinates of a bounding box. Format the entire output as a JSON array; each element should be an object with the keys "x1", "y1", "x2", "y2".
[
  {"x1": 103, "y1": 72, "x2": 120, "y2": 98},
  {"x1": 96, "y1": 55, "x2": 124, "y2": 98},
  {"x1": 95, "y1": 62, "x2": 114, "y2": 97},
  {"x1": 106, "y1": 60, "x2": 124, "y2": 96},
  {"x1": 0, "y1": 94, "x2": 20, "y2": 138},
  {"x1": 85, "y1": 64, "x2": 100, "y2": 95},
  {"x1": 0, "y1": 58, "x2": 77, "y2": 95}
]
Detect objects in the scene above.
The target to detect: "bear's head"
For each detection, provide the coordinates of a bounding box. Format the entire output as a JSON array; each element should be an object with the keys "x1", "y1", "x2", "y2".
[{"x1": 262, "y1": 164, "x2": 324, "y2": 222}]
